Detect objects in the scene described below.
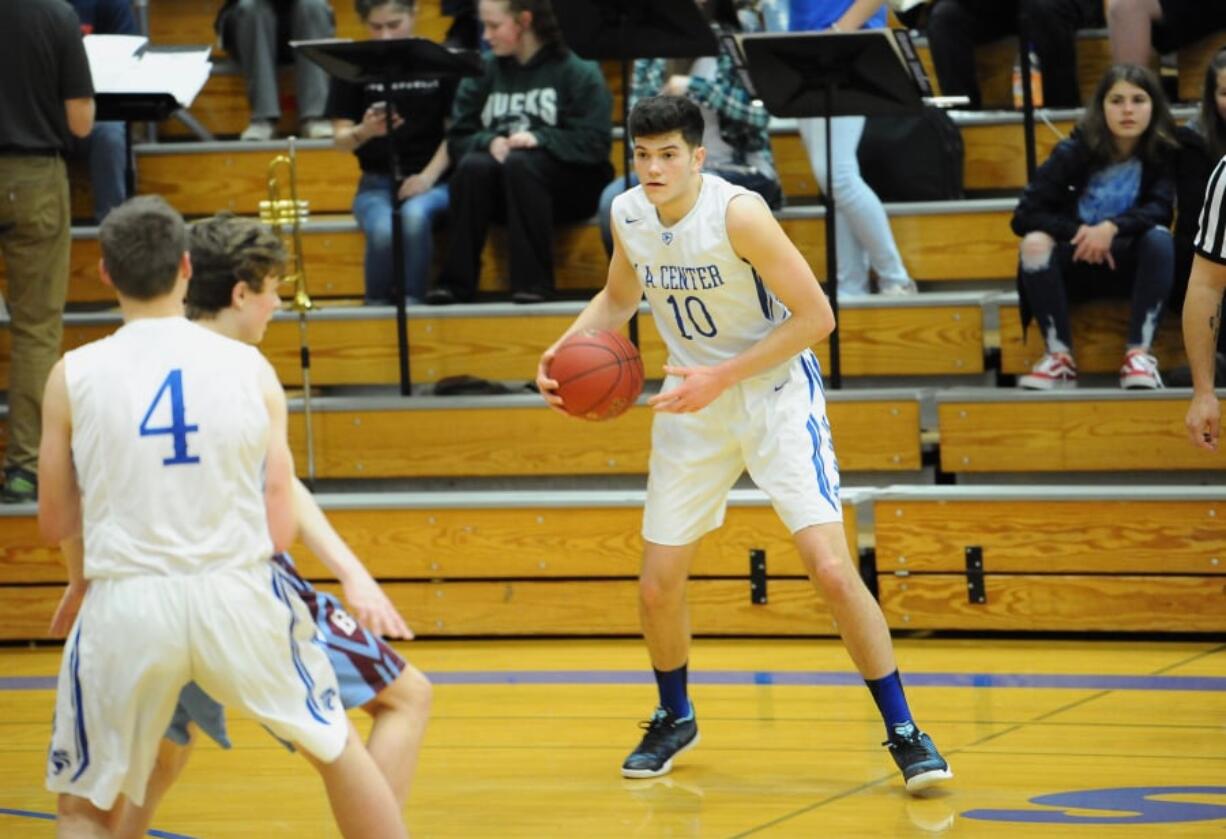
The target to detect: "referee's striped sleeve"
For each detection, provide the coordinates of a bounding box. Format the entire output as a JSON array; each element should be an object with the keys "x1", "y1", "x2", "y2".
[{"x1": 1195, "y1": 155, "x2": 1226, "y2": 265}]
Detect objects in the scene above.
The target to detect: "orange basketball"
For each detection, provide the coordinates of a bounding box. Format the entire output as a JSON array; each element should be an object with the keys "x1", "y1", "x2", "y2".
[{"x1": 547, "y1": 329, "x2": 645, "y2": 421}]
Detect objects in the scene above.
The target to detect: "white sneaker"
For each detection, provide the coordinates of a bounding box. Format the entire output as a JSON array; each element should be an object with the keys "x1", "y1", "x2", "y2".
[
  {"x1": 240, "y1": 120, "x2": 275, "y2": 141},
  {"x1": 301, "y1": 119, "x2": 334, "y2": 140},
  {"x1": 879, "y1": 280, "x2": 918, "y2": 296},
  {"x1": 1120, "y1": 349, "x2": 1163, "y2": 389},
  {"x1": 1018, "y1": 352, "x2": 1077, "y2": 390}
]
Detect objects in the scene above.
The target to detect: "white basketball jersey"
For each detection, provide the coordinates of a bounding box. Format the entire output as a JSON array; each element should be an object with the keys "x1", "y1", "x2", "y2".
[
  {"x1": 65, "y1": 318, "x2": 275, "y2": 578},
  {"x1": 611, "y1": 174, "x2": 786, "y2": 369}
]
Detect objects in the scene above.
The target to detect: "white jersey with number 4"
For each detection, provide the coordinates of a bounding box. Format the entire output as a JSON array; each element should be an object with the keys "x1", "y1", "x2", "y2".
[
  {"x1": 611, "y1": 173, "x2": 786, "y2": 369},
  {"x1": 64, "y1": 317, "x2": 274, "y2": 579}
]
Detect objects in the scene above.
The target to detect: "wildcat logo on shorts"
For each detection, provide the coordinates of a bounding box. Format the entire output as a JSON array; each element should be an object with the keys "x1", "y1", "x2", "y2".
[
  {"x1": 320, "y1": 687, "x2": 338, "y2": 711},
  {"x1": 661, "y1": 231, "x2": 673, "y2": 245},
  {"x1": 49, "y1": 749, "x2": 71, "y2": 776}
]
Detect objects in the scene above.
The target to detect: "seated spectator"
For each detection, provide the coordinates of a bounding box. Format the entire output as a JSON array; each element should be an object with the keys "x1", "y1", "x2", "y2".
[
  {"x1": 926, "y1": 0, "x2": 1105, "y2": 109},
  {"x1": 69, "y1": 0, "x2": 135, "y2": 221},
  {"x1": 779, "y1": 1, "x2": 917, "y2": 296},
  {"x1": 216, "y1": 0, "x2": 336, "y2": 141},
  {"x1": 1170, "y1": 47, "x2": 1226, "y2": 381},
  {"x1": 327, "y1": 0, "x2": 454, "y2": 303},
  {"x1": 1011, "y1": 64, "x2": 1178, "y2": 390},
  {"x1": 1108, "y1": 0, "x2": 1226, "y2": 66},
  {"x1": 597, "y1": 0, "x2": 781, "y2": 257},
  {"x1": 428, "y1": 0, "x2": 613, "y2": 304}
]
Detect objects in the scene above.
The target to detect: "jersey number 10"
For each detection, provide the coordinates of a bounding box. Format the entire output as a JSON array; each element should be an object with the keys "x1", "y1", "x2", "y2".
[
  {"x1": 666, "y1": 294, "x2": 718, "y2": 340},
  {"x1": 140, "y1": 369, "x2": 200, "y2": 466}
]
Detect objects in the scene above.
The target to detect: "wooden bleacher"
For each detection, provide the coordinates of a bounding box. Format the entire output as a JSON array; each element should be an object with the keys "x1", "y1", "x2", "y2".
[
  {"x1": 0, "y1": 488, "x2": 865, "y2": 639},
  {"x1": 873, "y1": 486, "x2": 1226, "y2": 632},
  {"x1": 0, "y1": 295, "x2": 989, "y2": 389},
  {"x1": 5, "y1": 7, "x2": 1226, "y2": 644},
  {"x1": 18, "y1": 196, "x2": 1021, "y2": 300},
  {"x1": 280, "y1": 390, "x2": 922, "y2": 478},
  {"x1": 0, "y1": 387, "x2": 922, "y2": 479},
  {"x1": 935, "y1": 388, "x2": 1226, "y2": 473}
]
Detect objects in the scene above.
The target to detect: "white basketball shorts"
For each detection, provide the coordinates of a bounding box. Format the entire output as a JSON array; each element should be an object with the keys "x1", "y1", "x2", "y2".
[
  {"x1": 46, "y1": 564, "x2": 348, "y2": 809},
  {"x1": 643, "y1": 349, "x2": 842, "y2": 546}
]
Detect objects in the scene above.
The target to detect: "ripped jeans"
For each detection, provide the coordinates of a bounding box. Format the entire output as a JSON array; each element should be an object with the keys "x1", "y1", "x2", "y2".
[{"x1": 1017, "y1": 225, "x2": 1174, "y2": 353}]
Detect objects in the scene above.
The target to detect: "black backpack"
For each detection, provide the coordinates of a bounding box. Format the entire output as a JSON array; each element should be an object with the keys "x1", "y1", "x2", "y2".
[{"x1": 857, "y1": 106, "x2": 965, "y2": 202}]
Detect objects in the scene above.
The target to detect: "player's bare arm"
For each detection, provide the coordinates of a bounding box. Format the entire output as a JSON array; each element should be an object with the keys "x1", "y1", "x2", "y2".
[
  {"x1": 37, "y1": 361, "x2": 81, "y2": 545},
  {"x1": 536, "y1": 224, "x2": 643, "y2": 410},
  {"x1": 649, "y1": 195, "x2": 835, "y2": 414},
  {"x1": 292, "y1": 478, "x2": 412, "y2": 639},
  {"x1": 49, "y1": 537, "x2": 86, "y2": 637},
  {"x1": 39, "y1": 362, "x2": 89, "y2": 636},
  {"x1": 1183, "y1": 254, "x2": 1226, "y2": 450},
  {"x1": 259, "y1": 358, "x2": 297, "y2": 551},
  {"x1": 833, "y1": 0, "x2": 889, "y2": 31}
]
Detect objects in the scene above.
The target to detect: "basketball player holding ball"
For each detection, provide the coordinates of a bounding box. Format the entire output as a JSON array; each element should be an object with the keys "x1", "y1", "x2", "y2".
[{"x1": 535, "y1": 95, "x2": 951, "y2": 791}]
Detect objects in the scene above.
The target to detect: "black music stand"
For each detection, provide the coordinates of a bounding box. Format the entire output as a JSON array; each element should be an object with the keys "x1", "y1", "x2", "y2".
[
  {"x1": 730, "y1": 30, "x2": 929, "y2": 388},
  {"x1": 95, "y1": 92, "x2": 180, "y2": 200},
  {"x1": 296, "y1": 38, "x2": 482, "y2": 396},
  {"x1": 553, "y1": 0, "x2": 718, "y2": 347}
]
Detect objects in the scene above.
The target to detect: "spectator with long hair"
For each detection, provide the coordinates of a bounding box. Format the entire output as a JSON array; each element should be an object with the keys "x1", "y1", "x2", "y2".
[
  {"x1": 428, "y1": 0, "x2": 613, "y2": 304},
  {"x1": 1011, "y1": 64, "x2": 1178, "y2": 390}
]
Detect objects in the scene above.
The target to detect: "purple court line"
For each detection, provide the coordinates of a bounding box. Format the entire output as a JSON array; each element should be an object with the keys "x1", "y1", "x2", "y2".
[
  {"x1": 6, "y1": 671, "x2": 1223, "y2": 692},
  {"x1": 0, "y1": 807, "x2": 195, "y2": 838}
]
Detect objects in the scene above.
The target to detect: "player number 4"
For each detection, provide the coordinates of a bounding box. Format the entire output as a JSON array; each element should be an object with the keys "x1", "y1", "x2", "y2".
[{"x1": 139, "y1": 369, "x2": 200, "y2": 465}]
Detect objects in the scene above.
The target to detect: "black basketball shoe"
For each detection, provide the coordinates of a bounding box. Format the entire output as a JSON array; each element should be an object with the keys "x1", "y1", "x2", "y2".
[
  {"x1": 884, "y1": 722, "x2": 953, "y2": 792},
  {"x1": 621, "y1": 707, "x2": 700, "y2": 779}
]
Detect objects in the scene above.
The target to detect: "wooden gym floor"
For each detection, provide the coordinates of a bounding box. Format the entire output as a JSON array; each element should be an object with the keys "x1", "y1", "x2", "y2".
[{"x1": 1, "y1": 637, "x2": 1223, "y2": 837}]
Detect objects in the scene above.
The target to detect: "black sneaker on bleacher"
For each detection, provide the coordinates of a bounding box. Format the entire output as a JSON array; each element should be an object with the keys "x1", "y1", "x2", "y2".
[
  {"x1": 510, "y1": 289, "x2": 547, "y2": 304},
  {"x1": 621, "y1": 707, "x2": 699, "y2": 779},
  {"x1": 883, "y1": 722, "x2": 953, "y2": 793},
  {"x1": 424, "y1": 288, "x2": 456, "y2": 305}
]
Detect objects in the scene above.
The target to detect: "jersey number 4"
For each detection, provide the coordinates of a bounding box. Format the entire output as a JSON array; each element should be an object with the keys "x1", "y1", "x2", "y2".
[{"x1": 140, "y1": 369, "x2": 200, "y2": 465}]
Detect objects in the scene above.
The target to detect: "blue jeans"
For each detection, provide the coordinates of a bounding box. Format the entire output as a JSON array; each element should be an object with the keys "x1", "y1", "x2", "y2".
[
  {"x1": 1018, "y1": 225, "x2": 1174, "y2": 352},
  {"x1": 352, "y1": 174, "x2": 449, "y2": 302},
  {"x1": 80, "y1": 121, "x2": 127, "y2": 223}
]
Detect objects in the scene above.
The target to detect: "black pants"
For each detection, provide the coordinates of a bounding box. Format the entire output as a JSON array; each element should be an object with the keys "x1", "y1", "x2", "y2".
[
  {"x1": 927, "y1": 0, "x2": 1103, "y2": 109},
  {"x1": 437, "y1": 149, "x2": 610, "y2": 299},
  {"x1": 1153, "y1": 0, "x2": 1226, "y2": 52},
  {"x1": 1019, "y1": 227, "x2": 1174, "y2": 352}
]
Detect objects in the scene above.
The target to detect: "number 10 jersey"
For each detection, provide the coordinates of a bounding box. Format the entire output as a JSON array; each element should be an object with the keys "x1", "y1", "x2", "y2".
[
  {"x1": 64, "y1": 317, "x2": 275, "y2": 579},
  {"x1": 611, "y1": 174, "x2": 787, "y2": 369}
]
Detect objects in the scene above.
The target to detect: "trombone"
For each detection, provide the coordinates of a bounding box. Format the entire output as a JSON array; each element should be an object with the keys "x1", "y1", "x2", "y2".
[{"x1": 259, "y1": 137, "x2": 317, "y2": 485}]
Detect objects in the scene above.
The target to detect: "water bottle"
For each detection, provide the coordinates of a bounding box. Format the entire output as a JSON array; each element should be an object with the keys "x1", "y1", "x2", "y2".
[{"x1": 1012, "y1": 44, "x2": 1044, "y2": 109}]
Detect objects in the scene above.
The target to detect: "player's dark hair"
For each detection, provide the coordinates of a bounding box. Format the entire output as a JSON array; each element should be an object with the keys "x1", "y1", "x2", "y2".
[
  {"x1": 98, "y1": 196, "x2": 188, "y2": 300},
  {"x1": 628, "y1": 95, "x2": 705, "y2": 149},
  {"x1": 1078, "y1": 63, "x2": 1177, "y2": 167},
  {"x1": 185, "y1": 213, "x2": 286, "y2": 320},
  {"x1": 355, "y1": 0, "x2": 415, "y2": 21}
]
